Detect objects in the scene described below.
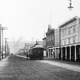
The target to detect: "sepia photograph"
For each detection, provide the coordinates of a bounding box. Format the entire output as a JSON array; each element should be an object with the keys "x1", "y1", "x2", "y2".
[{"x1": 0, "y1": 0, "x2": 80, "y2": 80}]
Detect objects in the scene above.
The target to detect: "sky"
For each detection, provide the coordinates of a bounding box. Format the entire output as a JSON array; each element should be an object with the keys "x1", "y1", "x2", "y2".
[{"x1": 0, "y1": 0, "x2": 80, "y2": 42}]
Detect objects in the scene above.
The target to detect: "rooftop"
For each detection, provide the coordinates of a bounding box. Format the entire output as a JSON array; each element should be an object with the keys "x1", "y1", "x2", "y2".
[{"x1": 59, "y1": 16, "x2": 79, "y2": 28}]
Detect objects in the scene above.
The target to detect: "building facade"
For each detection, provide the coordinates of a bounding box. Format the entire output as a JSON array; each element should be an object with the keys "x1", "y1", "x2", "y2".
[
  {"x1": 59, "y1": 16, "x2": 80, "y2": 61},
  {"x1": 46, "y1": 25, "x2": 55, "y2": 58},
  {"x1": 54, "y1": 29, "x2": 60, "y2": 59}
]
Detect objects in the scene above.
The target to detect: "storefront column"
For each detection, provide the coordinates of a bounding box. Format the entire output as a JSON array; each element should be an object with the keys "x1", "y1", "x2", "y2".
[
  {"x1": 65, "y1": 47, "x2": 67, "y2": 60},
  {"x1": 61, "y1": 48, "x2": 63, "y2": 60},
  {"x1": 50, "y1": 49, "x2": 51, "y2": 57},
  {"x1": 48, "y1": 49, "x2": 49, "y2": 58},
  {"x1": 55, "y1": 48, "x2": 56, "y2": 59},
  {"x1": 70, "y1": 46, "x2": 71, "y2": 61},
  {"x1": 49, "y1": 49, "x2": 50, "y2": 57},
  {"x1": 75, "y1": 45, "x2": 77, "y2": 61}
]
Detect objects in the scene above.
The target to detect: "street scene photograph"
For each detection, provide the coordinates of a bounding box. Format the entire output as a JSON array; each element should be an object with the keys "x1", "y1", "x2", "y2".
[{"x1": 0, "y1": 0, "x2": 80, "y2": 80}]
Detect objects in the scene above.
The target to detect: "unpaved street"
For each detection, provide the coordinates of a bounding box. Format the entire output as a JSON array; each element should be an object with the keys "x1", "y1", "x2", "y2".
[{"x1": 0, "y1": 55, "x2": 79, "y2": 80}]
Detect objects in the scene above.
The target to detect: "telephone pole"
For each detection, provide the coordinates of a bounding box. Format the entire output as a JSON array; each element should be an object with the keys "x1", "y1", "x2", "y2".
[
  {"x1": 5, "y1": 38, "x2": 7, "y2": 57},
  {"x1": 0, "y1": 24, "x2": 7, "y2": 59},
  {"x1": 2, "y1": 28, "x2": 7, "y2": 58},
  {"x1": 0, "y1": 25, "x2": 1, "y2": 60}
]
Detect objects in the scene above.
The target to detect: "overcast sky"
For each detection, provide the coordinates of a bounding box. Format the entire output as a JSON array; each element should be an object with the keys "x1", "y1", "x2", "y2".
[{"x1": 0, "y1": 0, "x2": 80, "y2": 42}]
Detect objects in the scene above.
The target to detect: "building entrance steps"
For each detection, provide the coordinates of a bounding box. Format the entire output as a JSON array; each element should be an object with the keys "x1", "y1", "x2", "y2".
[{"x1": 40, "y1": 60, "x2": 80, "y2": 72}]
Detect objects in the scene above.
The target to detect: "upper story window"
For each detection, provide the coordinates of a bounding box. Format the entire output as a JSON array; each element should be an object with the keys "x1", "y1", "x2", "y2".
[
  {"x1": 66, "y1": 39, "x2": 68, "y2": 44},
  {"x1": 64, "y1": 28, "x2": 67, "y2": 35},
  {"x1": 61, "y1": 29, "x2": 63, "y2": 37},
  {"x1": 73, "y1": 36, "x2": 76, "y2": 43},
  {"x1": 68, "y1": 27, "x2": 71, "y2": 34},
  {"x1": 61, "y1": 28, "x2": 66, "y2": 37},
  {"x1": 63, "y1": 39, "x2": 66, "y2": 45},
  {"x1": 73, "y1": 25, "x2": 76, "y2": 33},
  {"x1": 68, "y1": 38, "x2": 70, "y2": 44},
  {"x1": 62, "y1": 40, "x2": 64, "y2": 45},
  {"x1": 70, "y1": 37, "x2": 73, "y2": 44},
  {"x1": 73, "y1": 35, "x2": 78, "y2": 43},
  {"x1": 71, "y1": 26, "x2": 73, "y2": 34},
  {"x1": 52, "y1": 35, "x2": 54, "y2": 41},
  {"x1": 66, "y1": 28, "x2": 68, "y2": 35}
]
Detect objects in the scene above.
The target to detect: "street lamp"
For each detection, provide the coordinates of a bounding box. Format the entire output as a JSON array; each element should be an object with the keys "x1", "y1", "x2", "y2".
[{"x1": 68, "y1": 0, "x2": 74, "y2": 10}]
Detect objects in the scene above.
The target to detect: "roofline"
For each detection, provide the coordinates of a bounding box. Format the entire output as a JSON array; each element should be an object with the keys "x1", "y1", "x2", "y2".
[{"x1": 59, "y1": 16, "x2": 79, "y2": 28}]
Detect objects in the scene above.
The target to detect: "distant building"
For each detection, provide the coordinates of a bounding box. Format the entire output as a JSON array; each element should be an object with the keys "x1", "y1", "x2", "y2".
[
  {"x1": 42, "y1": 37, "x2": 46, "y2": 49},
  {"x1": 59, "y1": 16, "x2": 80, "y2": 61},
  {"x1": 42, "y1": 37, "x2": 47, "y2": 57},
  {"x1": 54, "y1": 29, "x2": 60, "y2": 59},
  {"x1": 46, "y1": 25, "x2": 55, "y2": 58}
]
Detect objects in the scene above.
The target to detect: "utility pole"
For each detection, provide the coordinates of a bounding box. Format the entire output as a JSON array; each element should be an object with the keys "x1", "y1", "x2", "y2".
[
  {"x1": 0, "y1": 24, "x2": 1, "y2": 60},
  {"x1": 5, "y1": 38, "x2": 7, "y2": 57},
  {"x1": 24, "y1": 43, "x2": 27, "y2": 54},
  {"x1": 1, "y1": 26, "x2": 7, "y2": 59},
  {"x1": 6, "y1": 40, "x2": 10, "y2": 56}
]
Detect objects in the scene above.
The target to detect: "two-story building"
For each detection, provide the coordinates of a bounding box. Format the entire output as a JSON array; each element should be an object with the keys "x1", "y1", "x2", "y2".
[
  {"x1": 59, "y1": 16, "x2": 80, "y2": 61},
  {"x1": 46, "y1": 25, "x2": 55, "y2": 58}
]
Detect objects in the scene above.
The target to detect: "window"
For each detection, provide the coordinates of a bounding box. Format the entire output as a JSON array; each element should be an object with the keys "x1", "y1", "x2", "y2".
[
  {"x1": 73, "y1": 36, "x2": 76, "y2": 43},
  {"x1": 62, "y1": 28, "x2": 66, "y2": 36},
  {"x1": 64, "y1": 40, "x2": 66, "y2": 45},
  {"x1": 70, "y1": 37, "x2": 73, "y2": 43},
  {"x1": 75, "y1": 36, "x2": 78, "y2": 42},
  {"x1": 61, "y1": 40, "x2": 64, "y2": 45},
  {"x1": 66, "y1": 39, "x2": 68, "y2": 44},
  {"x1": 62, "y1": 29, "x2": 64, "y2": 36},
  {"x1": 64, "y1": 28, "x2": 66, "y2": 35},
  {"x1": 66, "y1": 28, "x2": 68, "y2": 35},
  {"x1": 73, "y1": 25, "x2": 76, "y2": 33},
  {"x1": 68, "y1": 38, "x2": 70, "y2": 44},
  {"x1": 68, "y1": 26, "x2": 74, "y2": 35},
  {"x1": 71, "y1": 26, "x2": 73, "y2": 33},
  {"x1": 68, "y1": 28, "x2": 71, "y2": 34}
]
